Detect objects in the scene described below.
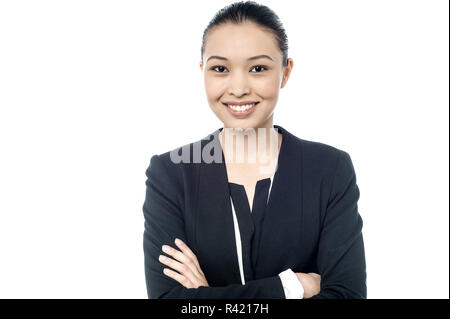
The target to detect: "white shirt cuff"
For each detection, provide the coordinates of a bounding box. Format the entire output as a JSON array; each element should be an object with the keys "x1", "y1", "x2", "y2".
[{"x1": 278, "y1": 268, "x2": 304, "y2": 299}]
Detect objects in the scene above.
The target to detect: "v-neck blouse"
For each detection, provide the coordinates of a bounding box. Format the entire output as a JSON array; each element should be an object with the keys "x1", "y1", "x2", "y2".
[
  {"x1": 228, "y1": 168, "x2": 304, "y2": 298},
  {"x1": 229, "y1": 175, "x2": 274, "y2": 284}
]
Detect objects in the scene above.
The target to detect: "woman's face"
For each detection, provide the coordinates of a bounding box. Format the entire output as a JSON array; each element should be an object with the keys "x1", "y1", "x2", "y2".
[{"x1": 200, "y1": 21, "x2": 293, "y2": 130}]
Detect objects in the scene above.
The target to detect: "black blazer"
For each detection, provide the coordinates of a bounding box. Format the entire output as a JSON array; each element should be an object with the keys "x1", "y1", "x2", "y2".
[{"x1": 142, "y1": 124, "x2": 367, "y2": 299}]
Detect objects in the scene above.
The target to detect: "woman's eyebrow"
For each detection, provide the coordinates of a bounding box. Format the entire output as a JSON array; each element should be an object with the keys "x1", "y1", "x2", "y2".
[{"x1": 206, "y1": 54, "x2": 274, "y2": 63}]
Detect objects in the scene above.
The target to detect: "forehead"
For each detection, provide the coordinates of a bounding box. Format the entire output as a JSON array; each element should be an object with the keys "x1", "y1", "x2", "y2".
[{"x1": 204, "y1": 21, "x2": 279, "y2": 62}]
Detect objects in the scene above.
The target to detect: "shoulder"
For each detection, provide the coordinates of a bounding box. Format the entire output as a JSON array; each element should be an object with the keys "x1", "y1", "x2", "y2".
[
  {"x1": 285, "y1": 128, "x2": 356, "y2": 181},
  {"x1": 148, "y1": 127, "x2": 223, "y2": 169},
  {"x1": 287, "y1": 132, "x2": 359, "y2": 218},
  {"x1": 145, "y1": 130, "x2": 215, "y2": 181}
]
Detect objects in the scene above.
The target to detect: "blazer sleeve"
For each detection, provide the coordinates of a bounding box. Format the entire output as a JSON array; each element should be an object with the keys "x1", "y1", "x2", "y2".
[
  {"x1": 143, "y1": 154, "x2": 286, "y2": 299},
  {"x1": 309, "y1": 150, "x2": 367, "y2": 299}
]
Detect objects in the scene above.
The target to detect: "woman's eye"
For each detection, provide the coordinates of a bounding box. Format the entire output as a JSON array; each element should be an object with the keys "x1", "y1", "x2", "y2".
[
  {"x1": 251, "y1": 65, "x2": 268, "y2": 73},
  {"x1": 211, "y1": 66, "x2": 228, "y2": 73}
]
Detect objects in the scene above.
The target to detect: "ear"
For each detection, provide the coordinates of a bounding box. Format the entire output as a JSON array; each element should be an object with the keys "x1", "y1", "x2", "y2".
[
  {"x1": 199, "y1": 61, "x2": 203, "y2": 71},
  {"x1": 280, "y1": 58, "x2": 294, "y2": 88}
]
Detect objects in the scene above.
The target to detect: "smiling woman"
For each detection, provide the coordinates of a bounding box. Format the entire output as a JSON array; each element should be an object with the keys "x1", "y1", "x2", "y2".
[
  {"x1": 200, "y1": 13, "x2": 293, "y2": 131},
  {"x1": 143, "y1": 0, "x2": 367, "y2": 300}
]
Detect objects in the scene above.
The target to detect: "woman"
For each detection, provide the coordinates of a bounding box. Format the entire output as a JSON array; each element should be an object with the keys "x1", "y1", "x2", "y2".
[{"x1": 142, "y1": 1, "x2": 366, "y2": 299}]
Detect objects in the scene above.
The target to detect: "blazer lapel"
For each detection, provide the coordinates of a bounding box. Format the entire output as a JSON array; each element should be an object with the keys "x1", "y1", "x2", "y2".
[
  {"x1": 194, "y1": 128, "x2": 242, "y2": 286},
  {"x1": 254, "y1": 125, "x2": 304, "y2": 277}
]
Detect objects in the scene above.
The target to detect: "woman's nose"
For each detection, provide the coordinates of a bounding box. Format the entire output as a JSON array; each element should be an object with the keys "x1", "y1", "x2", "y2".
[{"x1": 227, "y1": 74, "x2": 250, "y2": 96}]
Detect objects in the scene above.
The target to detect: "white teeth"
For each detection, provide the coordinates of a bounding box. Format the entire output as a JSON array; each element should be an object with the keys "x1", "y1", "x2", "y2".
[{"x1": 227, "y1": 103, "x2": 256, "y2": 111}]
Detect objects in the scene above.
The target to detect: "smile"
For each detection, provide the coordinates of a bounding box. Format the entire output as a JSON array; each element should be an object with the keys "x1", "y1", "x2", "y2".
[{"x1": 222, "y1": 102, "x2": 259, "y2": 117}]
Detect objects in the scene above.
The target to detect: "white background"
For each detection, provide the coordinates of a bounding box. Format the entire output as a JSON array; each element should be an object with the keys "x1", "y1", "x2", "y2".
[{"x1": 0, "y1": 0, "x2": 448, "y2": 298}]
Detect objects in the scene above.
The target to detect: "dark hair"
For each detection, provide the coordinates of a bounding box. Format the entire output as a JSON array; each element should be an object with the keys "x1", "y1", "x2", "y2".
[{"x1": 201, "y1": 1, "x2": 289, "y2": 68}]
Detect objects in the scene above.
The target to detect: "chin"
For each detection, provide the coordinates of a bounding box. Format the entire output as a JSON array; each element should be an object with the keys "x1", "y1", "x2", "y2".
[{"x1": 224, "y1": 119, "x2": 261, "y2": 131}]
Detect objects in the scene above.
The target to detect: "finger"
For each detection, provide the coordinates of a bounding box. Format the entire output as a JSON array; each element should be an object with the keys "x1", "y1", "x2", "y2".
[
  {"x1": 162, "y1": 244, "x2": 191, "y2": 265},
  {"x1": 162, "y1": 268, "x2": 193, "y2": 288},
  {"x1": 159, "y1": 254, "x2": 200, "y2": 285},
  {"x1": 162, "y1": 244, "x2": 201, "y2": 278},
  {"x1": 174, "y1": 238, "x2": 204, "y2": 274}
]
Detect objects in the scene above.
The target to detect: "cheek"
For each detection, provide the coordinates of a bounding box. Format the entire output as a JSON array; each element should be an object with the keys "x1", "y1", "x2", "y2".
[
  {"x1": 204, "y1": 76, "x2": 224, "y2": 101},
  {"x1": 254, "y1": 77, "x2": 280, "y2": 99}
]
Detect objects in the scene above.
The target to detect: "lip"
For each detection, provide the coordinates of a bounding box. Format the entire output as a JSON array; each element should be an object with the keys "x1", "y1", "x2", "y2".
[
  {"x1": 222, "y1": 101, "x2": 259, "y2": 106},
  {"x1": 222, "y1": 101, "x2": 259, "y2": 118}
]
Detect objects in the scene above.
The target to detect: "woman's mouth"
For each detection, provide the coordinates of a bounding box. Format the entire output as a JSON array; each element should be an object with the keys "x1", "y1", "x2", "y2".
[{"x1": 222, "y1": 102, "x2": 259, "y2": 117}]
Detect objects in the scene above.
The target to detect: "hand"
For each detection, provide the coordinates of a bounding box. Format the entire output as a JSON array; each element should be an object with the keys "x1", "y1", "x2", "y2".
[
  {"x1": 159, "y1": 238, "x2": 209, "y2": 289},
  {"x1": 295, "y1": 272, "x2": 321, "y2": 298}
]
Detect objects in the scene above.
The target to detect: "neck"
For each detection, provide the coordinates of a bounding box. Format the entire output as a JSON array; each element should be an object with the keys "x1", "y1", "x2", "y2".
[{"x1": 218, "y1": 121, "x2": 282, "y2": 170}]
